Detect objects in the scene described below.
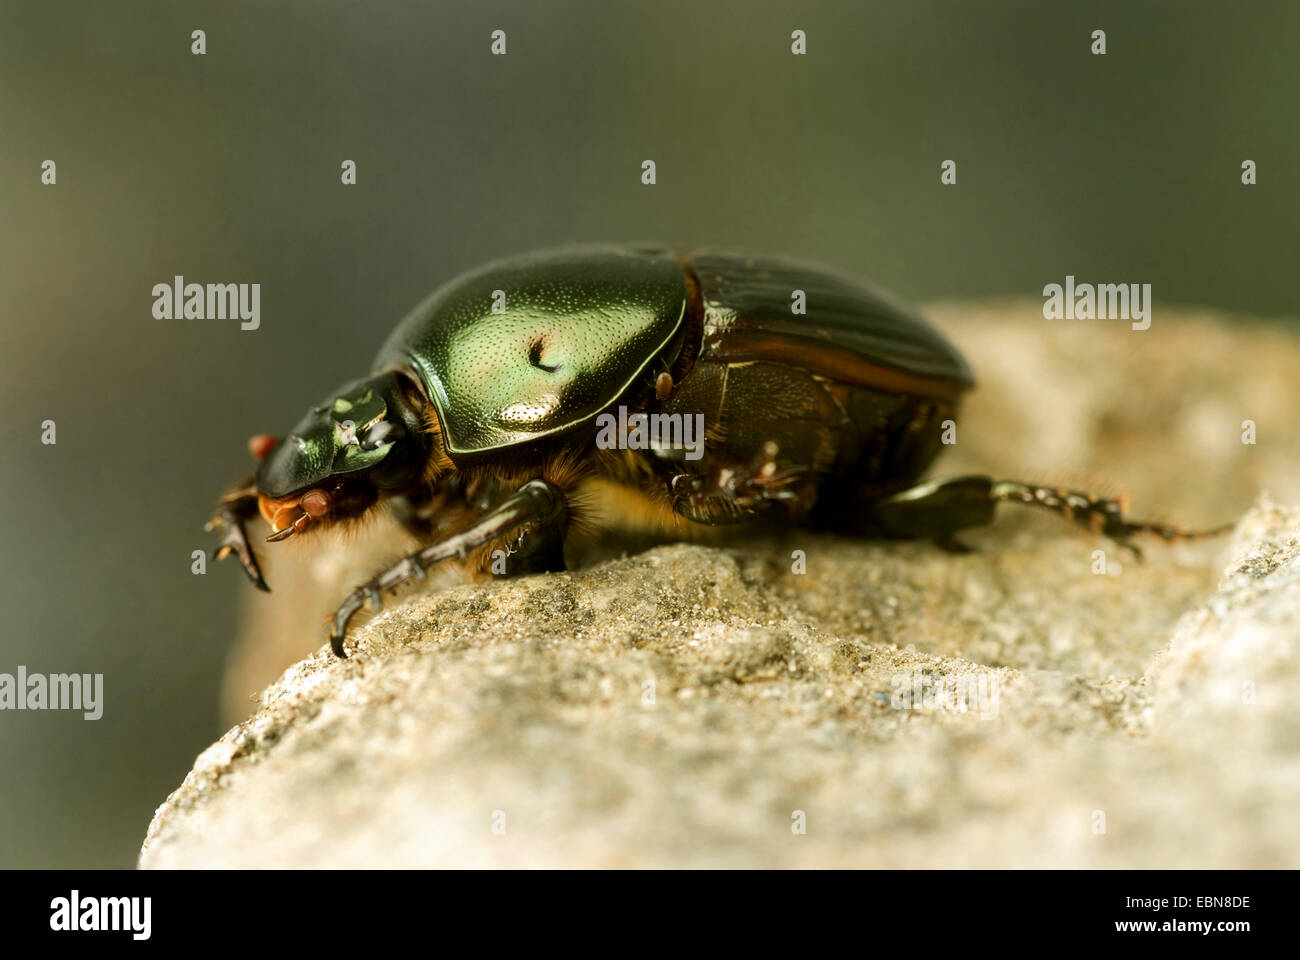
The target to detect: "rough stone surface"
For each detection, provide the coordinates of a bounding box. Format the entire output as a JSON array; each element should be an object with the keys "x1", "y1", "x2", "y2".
[{"x1": 142, "y1": 301, "x2": 1300, "y2": 868}]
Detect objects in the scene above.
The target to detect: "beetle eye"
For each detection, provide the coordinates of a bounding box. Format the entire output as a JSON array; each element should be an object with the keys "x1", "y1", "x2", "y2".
[{"x1": 360, "y1": 419, "x2": 403, "y2": 450}]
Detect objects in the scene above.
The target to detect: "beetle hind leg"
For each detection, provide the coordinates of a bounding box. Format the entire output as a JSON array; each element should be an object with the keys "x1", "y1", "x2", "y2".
[
  {"x1": 866, "y1": 475, "x2": 1232, "y2": 554},
  {"x1": 987, "y1": 480, "x2": 1233, "y2": 556}
]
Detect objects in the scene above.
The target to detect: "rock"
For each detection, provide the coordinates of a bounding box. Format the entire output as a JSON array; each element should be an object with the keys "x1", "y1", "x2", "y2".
[{"x1": 142, "y1": 301, "x2": 1300, "y2": 867}]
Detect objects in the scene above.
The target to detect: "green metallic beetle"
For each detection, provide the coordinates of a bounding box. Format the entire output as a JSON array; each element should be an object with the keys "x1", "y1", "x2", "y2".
[{"x1": 210, "y1": 244, "x2": 1224, "y2": 657}]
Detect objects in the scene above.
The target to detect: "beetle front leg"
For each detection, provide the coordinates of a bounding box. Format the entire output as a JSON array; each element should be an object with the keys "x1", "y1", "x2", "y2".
[
  {"x1": 206, "y1": 481, "x2": 270, "y2": 591},
  {"x1": 327, "y1": 478, "x2": 568, "y2": 657},
  {"x1": 867, "y1": 475, "x2": 1232, "y2": 555}
]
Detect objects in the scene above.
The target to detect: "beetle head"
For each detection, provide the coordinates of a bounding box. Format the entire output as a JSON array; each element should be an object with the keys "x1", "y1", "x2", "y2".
[{"x1": 255, "y1": 370, "x2": 430, "y2": 541}]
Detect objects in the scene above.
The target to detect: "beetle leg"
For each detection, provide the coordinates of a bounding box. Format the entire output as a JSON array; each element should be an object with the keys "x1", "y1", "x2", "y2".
[
  {"x1": 867, "y1": 475, "x2": 1233, "y2": 553},
  {"x1": 988, "y1": 480, "x2": 1234, "y2": 555},
  {"x1": 206, "y1": 483, "x2": 270, "y2": 591},
  {"x1": 326, "y1": 478, "x2": 568, "y2": 657},
  {"x1": 670, "y1": 441, "x2": 810, "y2": 524},
  {"x1": 389, "y1": 491, "x2": 440, "y2": 540}
]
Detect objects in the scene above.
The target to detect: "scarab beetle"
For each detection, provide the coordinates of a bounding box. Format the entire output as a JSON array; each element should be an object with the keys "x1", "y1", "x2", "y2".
[{"x1": 209, "y1": 244, "x2": 1226, "y2": 657}]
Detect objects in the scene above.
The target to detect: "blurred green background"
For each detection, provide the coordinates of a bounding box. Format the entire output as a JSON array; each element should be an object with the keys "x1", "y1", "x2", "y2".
[{"x1": 1, "y1": 0, "x2": 1296, "y2": 867}]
